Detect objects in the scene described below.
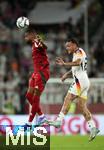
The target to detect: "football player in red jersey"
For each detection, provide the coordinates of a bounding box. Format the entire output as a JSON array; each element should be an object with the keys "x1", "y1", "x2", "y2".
[{"x1": 23, "y1": 28, "x2": 50, "y2": 129}]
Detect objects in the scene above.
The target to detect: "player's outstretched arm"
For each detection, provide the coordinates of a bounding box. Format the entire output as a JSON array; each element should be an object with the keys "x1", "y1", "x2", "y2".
[
  {"x1": 56, "y1": 57, "x2": 81, "y2": 67},
  {"x1": 64, "y1": 59, "x2": 81, "y2": 66}
]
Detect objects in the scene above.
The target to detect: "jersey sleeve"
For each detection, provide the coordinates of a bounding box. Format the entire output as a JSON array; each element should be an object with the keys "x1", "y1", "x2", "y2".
[{"x1": 75, "y1": 50, "x2": 84, "y2": 61}]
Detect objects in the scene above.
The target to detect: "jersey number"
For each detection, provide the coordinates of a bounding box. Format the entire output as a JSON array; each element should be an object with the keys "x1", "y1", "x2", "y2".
[{"x1": 81, "y1": 57, "x2": 87, "y2": 71}]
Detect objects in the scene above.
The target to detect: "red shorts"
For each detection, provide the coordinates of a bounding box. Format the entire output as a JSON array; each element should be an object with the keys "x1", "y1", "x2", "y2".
[{"x1": 29, "y1": 69, "x2": 50, "y2": 93}]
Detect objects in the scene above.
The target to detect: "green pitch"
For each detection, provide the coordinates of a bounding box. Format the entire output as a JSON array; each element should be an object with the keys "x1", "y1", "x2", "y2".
[{"x1": 50, "y1": 135, "x2": 104, "y2": 150}]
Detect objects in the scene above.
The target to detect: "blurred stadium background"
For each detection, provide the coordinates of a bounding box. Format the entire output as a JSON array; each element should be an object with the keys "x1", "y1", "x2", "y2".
[{"x1": 0, "y1": 0, "x2": 104, "y2": 149}]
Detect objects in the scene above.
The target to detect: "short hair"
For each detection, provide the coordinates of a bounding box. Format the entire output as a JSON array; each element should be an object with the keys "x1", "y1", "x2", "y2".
[{"x1": 68, "y1": 38, "x2": 79, "y2": 47}]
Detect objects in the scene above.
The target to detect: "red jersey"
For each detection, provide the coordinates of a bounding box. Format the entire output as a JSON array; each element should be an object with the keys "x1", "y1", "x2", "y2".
[{"x1": 32, "y1": 40, "x2": 49, "y2": 72}]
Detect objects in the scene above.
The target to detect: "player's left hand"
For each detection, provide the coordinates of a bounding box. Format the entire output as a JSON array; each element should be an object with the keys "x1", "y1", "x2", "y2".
[
  {"x1": 56, "y1": 57, "x2": 65, "y2": 66},
  {"x1": 61, "y1": 73, "x2": 68, "y2": 82}
]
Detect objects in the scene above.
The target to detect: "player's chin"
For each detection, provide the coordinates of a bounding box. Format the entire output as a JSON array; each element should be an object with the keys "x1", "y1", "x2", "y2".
[{"x1": 66, "y1": 49, "x2": 71, "y2": 54}]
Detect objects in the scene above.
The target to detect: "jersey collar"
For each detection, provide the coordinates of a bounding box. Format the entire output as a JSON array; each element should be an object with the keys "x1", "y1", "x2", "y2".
[{"x1": 74, "y1": 48, "x2": 80, "y2": 53}]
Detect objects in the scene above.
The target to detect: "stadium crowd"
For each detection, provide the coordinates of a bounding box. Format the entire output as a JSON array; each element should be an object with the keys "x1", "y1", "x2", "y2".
[{"x1": 0, "y1": 0, "x2": 104, "y2": 114}]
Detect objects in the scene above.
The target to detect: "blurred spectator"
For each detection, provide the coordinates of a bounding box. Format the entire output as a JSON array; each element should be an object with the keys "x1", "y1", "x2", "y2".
[
  {"x1": 0, "y1": 46, "x2": 7, "y2": 76},
  {"x1": 3, "y1": 73, "x2": 20, "y2": 113},
  {"x1": 21, "y1": 44, "x2": 32, "y2": 72},
  {"x1": 2, "y1": 96, "x2": 15, "y2": 114},
  {"x1": 0, "y1": 74, "x2": 5, "y2": 113},
  {"x1": 0, "y1": 26, "x2": 11, "y2": 42},
  {"x1": 12, "y1": 27, "x2": 24, "y2": 44}
]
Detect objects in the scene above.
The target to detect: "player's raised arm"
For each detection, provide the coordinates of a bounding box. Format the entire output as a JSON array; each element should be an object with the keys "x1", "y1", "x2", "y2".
[{"x1": 64, "y1": 59, "x2": 81, "y2": 66}]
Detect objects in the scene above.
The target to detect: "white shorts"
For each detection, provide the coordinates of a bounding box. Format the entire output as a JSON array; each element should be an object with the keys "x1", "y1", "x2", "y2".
[{"x1": 68, "y1": 75, "x2": 90, "y2": 100}]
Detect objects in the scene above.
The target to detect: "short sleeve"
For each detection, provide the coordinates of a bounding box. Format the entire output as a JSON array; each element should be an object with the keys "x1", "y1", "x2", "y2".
[{"x1": 75, "y1": 50, "x2": 84, "y2": 61}]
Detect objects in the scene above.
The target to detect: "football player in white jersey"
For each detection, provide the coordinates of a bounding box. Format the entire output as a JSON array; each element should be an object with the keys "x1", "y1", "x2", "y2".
[{"x1": 49, "y1": 39, "x2": 99, "y2": 141}]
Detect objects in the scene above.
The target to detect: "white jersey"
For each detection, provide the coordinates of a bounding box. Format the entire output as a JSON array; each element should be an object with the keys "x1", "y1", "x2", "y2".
[
  {"x1": 68, "y1": 48, "x2": 90, "y2": 100},
  {"x1": 72, "y1": 48, "x2": 87, "y2": 77}
]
